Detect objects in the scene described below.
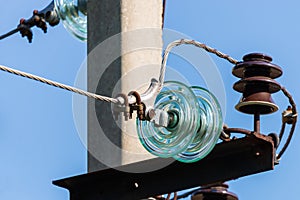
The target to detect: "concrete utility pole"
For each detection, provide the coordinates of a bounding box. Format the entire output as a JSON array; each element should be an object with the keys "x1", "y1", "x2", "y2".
[{"x1": 88, "y1": 0, "x2": 163, "y2": 171}]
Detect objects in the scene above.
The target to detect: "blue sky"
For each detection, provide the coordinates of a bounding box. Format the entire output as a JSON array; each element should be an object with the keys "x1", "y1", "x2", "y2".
[{"x1": 0, "y1": 1, "x2": 299, "y2": 199}]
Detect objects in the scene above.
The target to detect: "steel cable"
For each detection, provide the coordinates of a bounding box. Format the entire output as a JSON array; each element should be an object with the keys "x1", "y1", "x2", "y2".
[
  {"x1": 0, "y1": 65, "x2": 118, "y2": 103},
  {"x1": 0, "y1": 28, "x2": 20, "y2": 40},
  {"x1": 0, "y1": 39, "x2": 238, "y2": 105},
  {"x1": 159, "y1": 39, "x2": 238, "y2": 89},
  {"x1": 276, "y1": 87, "x2": 298, "y2": 160}
]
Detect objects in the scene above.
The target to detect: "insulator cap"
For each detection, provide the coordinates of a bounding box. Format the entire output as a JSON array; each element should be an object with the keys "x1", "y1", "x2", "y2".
[{"x1": 233, "y1": 53, "x2": 283, "y2": 79}]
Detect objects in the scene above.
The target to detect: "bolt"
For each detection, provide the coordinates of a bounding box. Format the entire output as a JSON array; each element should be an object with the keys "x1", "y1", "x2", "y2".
[
  {"x1": 20, "y1": 18, "x2": 25, "y2": 24},
  {"x1": 147, "y1": 109, "x2": 156, "y2": 120},
  {"x1": 167, "y1": 110, "x2": 179, "y2": 130}
]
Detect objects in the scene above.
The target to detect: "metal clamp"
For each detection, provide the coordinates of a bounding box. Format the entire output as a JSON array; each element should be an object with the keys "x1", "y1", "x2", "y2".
[
  {"x1": 282, "y1": 106, "x2": 298, "y2": 124},
  {"x1": 113, "y1": 93, "x2": 129, "y2": 121},
  {"x1": 128, "y1": 91, "x2": 146, "y2": 120}
]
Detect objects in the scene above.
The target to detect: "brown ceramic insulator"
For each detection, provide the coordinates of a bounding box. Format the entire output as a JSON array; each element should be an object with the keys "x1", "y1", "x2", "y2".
[
  {"x1": 235, "y1": 92, "x2": 278, "y2": 114},
  {"x1": 233, "y1": 76, "x2": 281, "y2": 94},
  {"x1": 232, "y1": 53, "x2": 283, "y2": 79},
  {"x1": 243, "y1": 53, "x2": 273, "y2": 62},
  {"x1": 232, "y1": 53, "x2": 282, "y2": 115},
  {"x1": 191, "y1": 183, "x2": 239, "y2": 200}
]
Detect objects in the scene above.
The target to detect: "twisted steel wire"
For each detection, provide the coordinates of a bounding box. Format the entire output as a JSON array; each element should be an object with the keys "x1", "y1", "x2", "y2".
[
  {"x1": 278, "y1": 122, "x2": 286, "y2": 143},
  {"x1": 0, "y1": 65, "x2": 118, "y2": 103},
  {"x1": 277, "y1": 121, "x2": 296, "y2": 159},
  {"x1": 276, "y1": 87, "x2": 298, "y2": 160},
  {"x1": 159, "y1": 39, "x2": 238, "y2": 88},
  {"x1": 281, "y1": 87, "x2": 297, "y2": 114},
  {"x1": 0, "y1": 39, "x2": 238, "y2": 105}
]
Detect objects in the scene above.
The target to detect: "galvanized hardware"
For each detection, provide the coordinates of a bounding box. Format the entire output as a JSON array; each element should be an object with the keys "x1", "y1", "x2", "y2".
[
  {"x1": 128, "y1": 91, "x2": 146, "y2": 120},
  {"x1": 0, "y1": 1, "x2": 59, "y2": 43},
  {"x1": 128, "y1": 79, "x2": 160, "y2": 105},
  {"x1": 147, "y1": 108, "x2": 170, "y2": 128},
  {"x1": 282, "y1": 106, "x2": 298, "y2": 124},
  {"x1": 18, "y1": 9, "x2": 50, "y2": 42},
  {"x1": 32, "y1": 10, "x2": 48, "y2": 33},
  {"x1": 18, "y1": 20, "x2": 33, "y2": 43},
  {"x1": 113, "y1": 93, "x2": 129, "y2": 121}
]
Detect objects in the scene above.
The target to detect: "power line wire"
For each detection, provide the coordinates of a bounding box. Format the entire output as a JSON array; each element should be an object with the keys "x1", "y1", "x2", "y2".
[
  {"x1": 0, "y1": 65, "x2": 118, "y2": 103},
  {"x1": 0, "y1": 28, "x2": 20, "y2": 40},
  {"x1": 159, "y1": 39, "x2": 238, "y2": 89}
]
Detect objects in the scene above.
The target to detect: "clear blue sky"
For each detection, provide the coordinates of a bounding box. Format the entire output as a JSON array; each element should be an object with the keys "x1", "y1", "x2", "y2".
[{"x1": 0, "y1": 1, "x2": 299, "y2": 199}]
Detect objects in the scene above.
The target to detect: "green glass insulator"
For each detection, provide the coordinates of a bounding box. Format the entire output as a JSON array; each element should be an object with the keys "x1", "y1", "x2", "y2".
[
  {"x1": 173, "y1": 86, "x2": 223, "y2": 163},
  {"x1": 54, "y1": 0, "x2": 87, "y2": 41},
  {"x1": 137, "y1": 81, "x2": 201, "y2": 158}
]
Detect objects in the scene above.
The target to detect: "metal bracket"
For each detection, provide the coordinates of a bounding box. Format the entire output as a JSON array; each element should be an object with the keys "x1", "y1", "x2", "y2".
[
  {"x1": 282, "y1": 106, "x2": 298, "y2": 124},
  {"x1": 113, "y1": 93, "x2": 130, "y2": 121},
  {"x1": 53, "y1": 132, "x2": 275, "y2": 200}
]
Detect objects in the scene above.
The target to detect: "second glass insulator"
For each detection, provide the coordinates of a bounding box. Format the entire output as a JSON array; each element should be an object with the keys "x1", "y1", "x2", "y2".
[
  {"x1": 173, "y1": 86, "x2": 223, "y2": 163},
  {"x1": 54, "y1": 0, "x2": 87, "y2": 41}
]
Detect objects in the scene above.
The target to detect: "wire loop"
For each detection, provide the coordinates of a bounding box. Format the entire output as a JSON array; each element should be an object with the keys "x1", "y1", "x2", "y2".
[{"x1": 276, "y1": 87, "x2": 298, "y2": 160}]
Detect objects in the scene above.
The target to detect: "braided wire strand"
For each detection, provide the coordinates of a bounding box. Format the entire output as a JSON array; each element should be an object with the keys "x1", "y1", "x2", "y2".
[
  {"x1": 276, "y1": 87, "x2": 298, "y2": 160},
  {"x1": 159, "y1": 39, "x2": 238, "y2": 88},
  {"x1": 0, "y1": 65, "x2": 118, "y2": 103},
  {"x1": 278, "y1": 122, "x2": 286, "y2": 142},
  {"x1": 277, "y1": 121, "x2": 296, "y2": 160},
  {"x1": 281, "y1": 87, "x2": 297, "y2": 114},
  {"x1": 0, "y1": 39, "x2": 240, "y2": 105}
]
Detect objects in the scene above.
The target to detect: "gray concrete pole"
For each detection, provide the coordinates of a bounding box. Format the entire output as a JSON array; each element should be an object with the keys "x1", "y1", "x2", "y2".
[{"x1": 88, "y1": 0, "x2": 163, "y2": 172}]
